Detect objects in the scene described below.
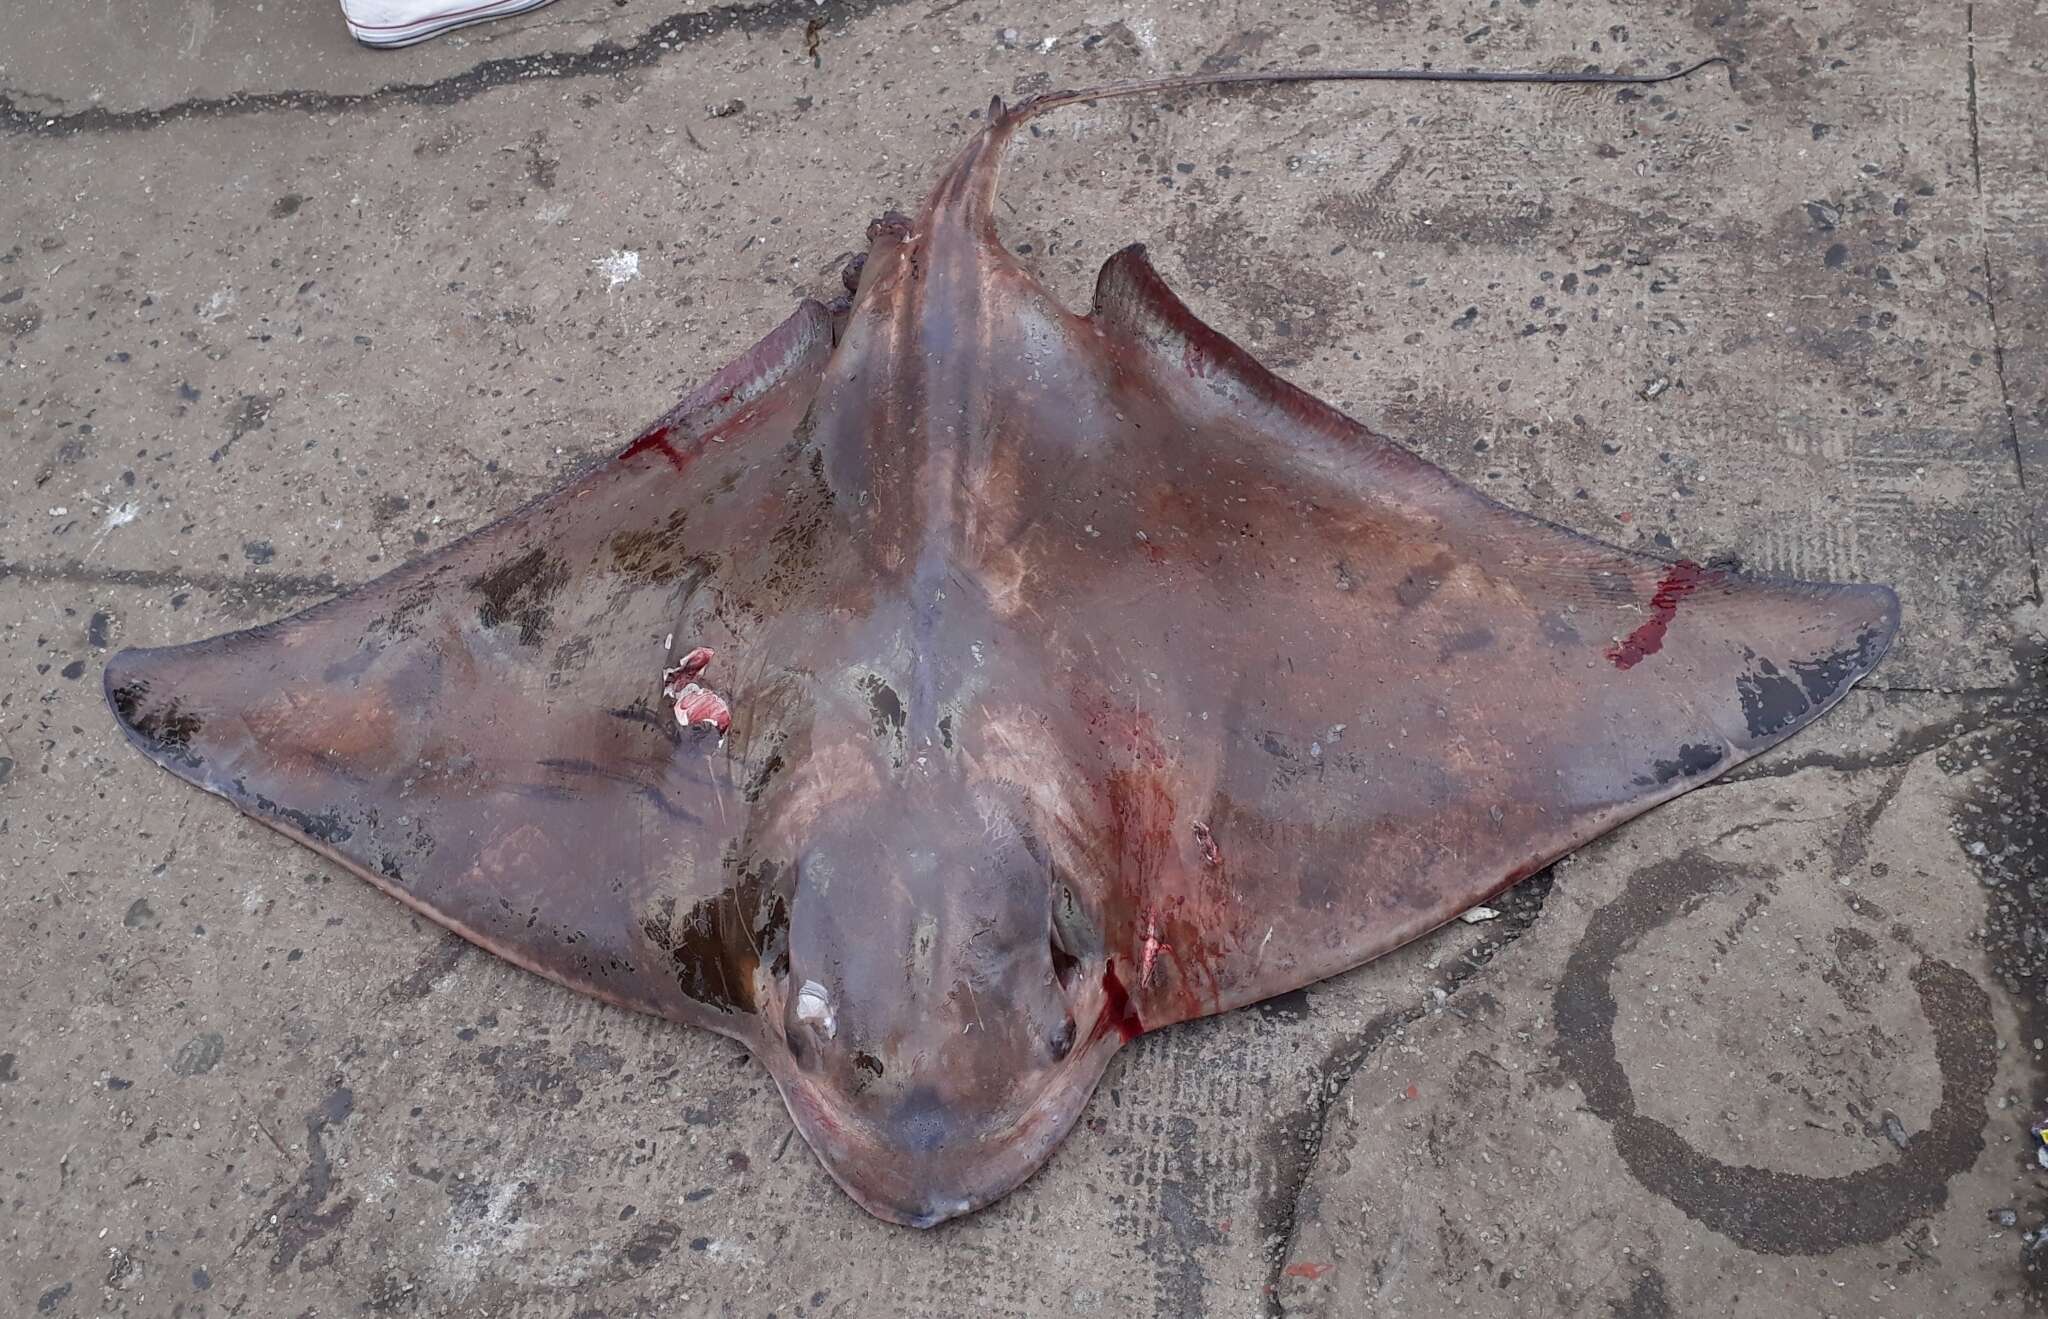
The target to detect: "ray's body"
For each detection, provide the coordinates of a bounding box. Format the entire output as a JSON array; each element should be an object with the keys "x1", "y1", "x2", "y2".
[{"x1": 104, "y1": 62, "x2": 1897, "y2": 1227}]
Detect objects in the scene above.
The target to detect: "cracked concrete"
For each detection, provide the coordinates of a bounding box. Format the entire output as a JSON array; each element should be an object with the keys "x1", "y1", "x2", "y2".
[{"x1": 2, "y1": 0, "x2": 2043, "y2": 1314}]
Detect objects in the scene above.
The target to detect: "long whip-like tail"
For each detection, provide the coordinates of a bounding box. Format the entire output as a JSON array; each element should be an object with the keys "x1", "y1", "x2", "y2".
[{"x1": 994, "y1": 56, "x2": 1730, "y2": 125}]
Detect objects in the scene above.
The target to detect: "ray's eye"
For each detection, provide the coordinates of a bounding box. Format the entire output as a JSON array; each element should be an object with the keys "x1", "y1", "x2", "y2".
[
  {"x1": 1049, "y1": 878, "x2": 1093, "y2": 991},
  {"x1": 1047, "y1": 1016, "x2": 1076, "y2": 1061}
]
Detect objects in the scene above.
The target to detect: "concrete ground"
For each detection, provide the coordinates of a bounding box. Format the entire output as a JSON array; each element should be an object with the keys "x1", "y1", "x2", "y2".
[{"x1": 3, "y1": 0, "x2": 2044, "y2": 1313}]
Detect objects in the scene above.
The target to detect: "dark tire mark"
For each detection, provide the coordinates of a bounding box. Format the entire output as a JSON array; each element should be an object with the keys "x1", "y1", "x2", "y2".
[
  {"x1": 1554, "y1": 856, "x2": 1996, "y2": 1254},
  {"x1": 1, "y1": 557, "x2": 344, "y2": 612}
]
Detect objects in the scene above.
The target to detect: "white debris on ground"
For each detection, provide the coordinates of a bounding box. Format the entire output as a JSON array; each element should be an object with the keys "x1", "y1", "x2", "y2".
[
  {"x1": 592, "y1": 249, "x2": 640, "y2": 290},
  {"x1": 1459, "y1": 906, "x2": 1502, "y2": 924}
]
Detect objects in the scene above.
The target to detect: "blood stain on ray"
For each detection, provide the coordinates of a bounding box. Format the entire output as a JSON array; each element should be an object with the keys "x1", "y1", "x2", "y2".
[
  {"x1": 1093, "y1": 962, "x2": 1144, "y2": 1045},
  {"x1": 621, "y1": 423, "x2": 686, "y2": 471},
  {"x1": 1606, "y1": 560, "x2": 1710, "y2": 670}
]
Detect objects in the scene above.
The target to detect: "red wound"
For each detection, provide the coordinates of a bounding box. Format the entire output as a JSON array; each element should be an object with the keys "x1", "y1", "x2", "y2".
[
  {"x1": 670, "y1": 684, "x2": 732, "y2": 733},
  {"x1": 1606, "y1": 561, "x2": 1709, "y2": 670},
  {"x1": 1092, "y1": 962, "x2": 1144, "y2": 1044},
  {"x1": 662, "y1": 650, "x2": 730, "y2": 732},
  {"x1": 621, "y1": 424, "x2": 687, "y2": 471}
]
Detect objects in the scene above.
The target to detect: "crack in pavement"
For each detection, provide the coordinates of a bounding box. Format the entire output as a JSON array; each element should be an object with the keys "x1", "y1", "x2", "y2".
[
  {"x1": 1962, "y1": 3, "x2": 2042, "y2": 607},
  {"x1": 0, "y1": 0, "x2": 911, "y2": 138},
  {"x1": 1259, "y1": 868, "x2": 1557, "y2": 1317}
]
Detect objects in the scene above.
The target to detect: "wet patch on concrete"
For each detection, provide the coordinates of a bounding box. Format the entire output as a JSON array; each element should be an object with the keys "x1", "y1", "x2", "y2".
[
  {"x1": 1555, "y1": 856, "x2": 1997, "y2": 1254},
  {"x1": 248, "y1": 1084, "x2": 359, "y2": 1275},
  {"x1": 1940, "y1": 684, "x2": 2048, "y2": 1292}
]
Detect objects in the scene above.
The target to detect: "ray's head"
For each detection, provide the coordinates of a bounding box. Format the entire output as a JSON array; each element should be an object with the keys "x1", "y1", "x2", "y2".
[{"x1": 755, "y1": 775, "x2": 1122, "y2": 1227}]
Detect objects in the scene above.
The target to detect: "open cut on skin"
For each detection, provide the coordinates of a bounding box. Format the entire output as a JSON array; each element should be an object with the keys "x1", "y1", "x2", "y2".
[{"x1": 103, "y1": 61, "x2": 1899, "y2": 1228}]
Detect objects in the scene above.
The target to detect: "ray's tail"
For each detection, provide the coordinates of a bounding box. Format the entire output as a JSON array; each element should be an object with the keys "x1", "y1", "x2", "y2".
[
  {"x1": 993, "y1": 54, "x2": 1730, "y2": 126},
  {"x1": 922, "y1": 56, "x2": 1730, "y2": 237}
]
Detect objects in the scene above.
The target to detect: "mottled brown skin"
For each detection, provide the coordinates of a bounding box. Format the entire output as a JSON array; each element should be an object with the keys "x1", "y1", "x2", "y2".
[{"x1": 105, "y1": 72, "x2": 1896, "y2": 1228}]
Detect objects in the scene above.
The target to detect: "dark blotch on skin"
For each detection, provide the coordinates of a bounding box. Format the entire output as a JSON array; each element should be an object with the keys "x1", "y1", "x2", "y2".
[
  {"x1": 861, "y1": 673, "x2": 906, "y2": 739},
  {"x1": 110, "y1": 681, "x2": 208, "y2": 771},
  {"x1": 469, "y1": 548, "x2": 569, "y2": 646},
  {"x1": 1635, "y1": 742, "x2": 1727, "y2": 787},
  {"x1": 1736, "y1": 658, "x2": 1811, "y2": 739},
  {"x1": 1439, "y1": 624, "x2": 1494, "y2": 659},
  {"x1": 1791, "y1": 627, "x2": 1884, "y2": 706},
  {"x1": 241, "y1": 787, "x2": 354, "y2": 846},
  {"x1": 743, "y1": 752, "x2": 786, "y2": 804},
  {"x1": 641, "y1": 861, "x2": 790, "y2": 1013},
  {"x1": 890, "y1": 1086, "x2": 954, "y2": 1154},
  {"x1": 1394, "y1": 552, "x2": 1456, "y2": 608},
  {"x1": 610, "y1": 509, "x2": 714, "y2": 589}
]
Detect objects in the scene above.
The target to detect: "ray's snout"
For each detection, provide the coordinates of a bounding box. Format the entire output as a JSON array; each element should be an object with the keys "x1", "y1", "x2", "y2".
[
  {"x1": 776, "y1": 1042, "x2": 1117, "y2": 1228},
  {"x1": 765, "y1": 788, "x2": 1123, "y2": 1226}
]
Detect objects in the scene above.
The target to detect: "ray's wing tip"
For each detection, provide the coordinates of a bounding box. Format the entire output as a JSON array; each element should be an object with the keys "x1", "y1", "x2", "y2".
[
  {"x1": 103, "y1": 644, "x2": 156, "y2": 734},
  {"x1": 1723, "y1": 578, "x2": 1902, "y2": 756},
  {"x1": 1861, "y1": 579, "x2": 1901, "y2": 642},
  {"x1": 101, "y1": 644, "x2": 205, "y2": 772},
  {"x1": 1829, "y1": 578, "x2": 1903, "y2": 674}
]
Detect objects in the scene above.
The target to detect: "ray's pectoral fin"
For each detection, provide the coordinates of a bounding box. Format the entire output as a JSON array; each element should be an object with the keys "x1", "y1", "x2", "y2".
[
  {"x1": 1059, "y1": 247, "x2": 1901, "y2": 1030},
  {"x1": 103, "y1": 301, "x2": 836, "y2": 1033}
]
